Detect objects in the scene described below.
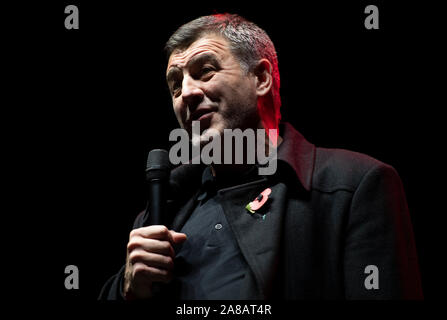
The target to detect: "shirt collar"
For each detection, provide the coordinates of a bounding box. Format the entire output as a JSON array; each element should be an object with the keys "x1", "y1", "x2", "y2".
[
  {"x1": 199, "y1": 122, "x2": 316, "y2": 192},
  {"x1": 200, "y1": 163, "x2": 260, "y2": 189}
]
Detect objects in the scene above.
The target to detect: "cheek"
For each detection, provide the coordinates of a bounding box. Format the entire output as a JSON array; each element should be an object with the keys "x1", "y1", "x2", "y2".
[
  {"x1": 172, "y1": 101, "x2": 184, "y2": 124},
  {"x1": 228, "y1": 80, "x2": 257, "y2": 107},
  {"x1": 206, "y1": 81, "x2": 238, "y2": 104},
  {"x1": 202, "y1": 80, "x2": 221, "y2": 102},
  {"x1": 204, "y1": 72, "x2": 257, "y2": 111},
  {"x1": 204, "y1": 71, "x2": 243, "y2": 101}
]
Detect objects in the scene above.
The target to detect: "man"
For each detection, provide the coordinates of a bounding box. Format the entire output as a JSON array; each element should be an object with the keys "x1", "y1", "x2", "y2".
[{"x1": 99, "y1": 13, "x2": 422, "y2": 300}]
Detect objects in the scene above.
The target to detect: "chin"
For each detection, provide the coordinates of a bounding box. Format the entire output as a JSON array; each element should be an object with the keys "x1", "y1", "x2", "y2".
[{"x1": 200, "y1": 124, "x2": 223, "y2": 143}]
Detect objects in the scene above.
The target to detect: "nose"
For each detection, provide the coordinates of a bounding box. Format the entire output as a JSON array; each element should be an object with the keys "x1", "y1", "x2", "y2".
[{"x1": 181, "y1": 75, "x2": 204, "y2": 112}]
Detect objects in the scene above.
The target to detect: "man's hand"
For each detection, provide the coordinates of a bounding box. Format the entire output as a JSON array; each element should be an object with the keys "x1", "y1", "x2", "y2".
[{"x1": 123, "y1": 225, "x2": 187, "y2": 300}]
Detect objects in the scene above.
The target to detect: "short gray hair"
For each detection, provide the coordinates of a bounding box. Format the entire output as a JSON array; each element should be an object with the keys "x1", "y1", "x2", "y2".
[{"x1": 165, "y1": 13, "x2": 281, "y2": 119}]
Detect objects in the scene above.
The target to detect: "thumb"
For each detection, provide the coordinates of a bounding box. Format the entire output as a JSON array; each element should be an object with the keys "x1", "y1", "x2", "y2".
[{"x1": 170, "y1": 230, "x2": 187, "y2": 244}]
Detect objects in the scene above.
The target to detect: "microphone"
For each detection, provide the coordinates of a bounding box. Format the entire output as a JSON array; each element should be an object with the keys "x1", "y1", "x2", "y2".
[{"x1": 145, "y1": 149, "x2": 170, "y2": 226}]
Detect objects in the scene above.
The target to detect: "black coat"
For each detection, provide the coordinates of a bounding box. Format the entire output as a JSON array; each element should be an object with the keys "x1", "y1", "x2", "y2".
[{"x1": 99, "y1": 123, "x2": 423, "y2": 300}]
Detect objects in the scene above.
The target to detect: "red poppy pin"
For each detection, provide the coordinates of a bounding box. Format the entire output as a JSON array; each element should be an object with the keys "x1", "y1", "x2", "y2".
[{"x1": 245, "y1": 188, "x2": 272, "y2": 214}]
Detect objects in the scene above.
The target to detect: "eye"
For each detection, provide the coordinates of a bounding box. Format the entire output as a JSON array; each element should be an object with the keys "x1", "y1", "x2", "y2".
[
  {"x1": 171, "y1": 82, "x2": 181, "y2": 97},
  {"x1": 202, "y1": 66, "x2": 214, "y2": 73},
  {"x1": 200, "y1": 66, "x2": 215, "y2": 80}
]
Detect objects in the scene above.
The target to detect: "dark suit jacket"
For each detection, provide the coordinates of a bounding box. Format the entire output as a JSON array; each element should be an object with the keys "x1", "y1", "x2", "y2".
[{"x1": 99, "y1": 122, "x2": 423, "y2": 300}]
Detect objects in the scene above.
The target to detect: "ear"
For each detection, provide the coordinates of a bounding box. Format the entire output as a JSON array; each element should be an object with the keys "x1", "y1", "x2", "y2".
[{"x1": 254, "y1": 59, "x2": 273, "y2": 97}]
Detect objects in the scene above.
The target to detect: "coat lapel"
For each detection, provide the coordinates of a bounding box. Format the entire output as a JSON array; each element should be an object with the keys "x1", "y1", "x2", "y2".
[{"x1": 218, "y1": 179, "x2": 288, "y2": 299}]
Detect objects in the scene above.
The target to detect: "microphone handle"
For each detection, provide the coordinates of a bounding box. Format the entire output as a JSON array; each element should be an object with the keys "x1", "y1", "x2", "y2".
[
  {"x1": 145, "y1": 179, "x2": 168, "y2": 297},
  {"x1": 147, "y1": 179, "x2": 166, "y2": 226}
]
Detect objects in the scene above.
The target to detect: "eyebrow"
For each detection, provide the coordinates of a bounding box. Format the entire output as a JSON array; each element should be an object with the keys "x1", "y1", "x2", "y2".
[{"x1": 166, "y1": 53, "x2": 220, "y2": 83}]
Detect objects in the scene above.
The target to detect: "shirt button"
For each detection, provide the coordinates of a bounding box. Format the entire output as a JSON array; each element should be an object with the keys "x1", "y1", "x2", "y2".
[{"x1": 215, "y1": 223, "x2": 222, "y2": 230}]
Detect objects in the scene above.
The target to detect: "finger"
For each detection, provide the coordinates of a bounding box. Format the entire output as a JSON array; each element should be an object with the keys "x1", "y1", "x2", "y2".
[
  {"x1": 170, "y1": 230, "x2": 187, "y2": 244},
  {"x1": 128, "y1": 250, "x2": 174, "y2": 270},
  {"x1": 133, "y1": 263, "x2": 173, "y2": 283},
  {"x1": 127, "y1": 238, "x2": 175, "y2": 257},
  {"x1": 130, "y1": 225, "x2": 172, "y2": 241}
]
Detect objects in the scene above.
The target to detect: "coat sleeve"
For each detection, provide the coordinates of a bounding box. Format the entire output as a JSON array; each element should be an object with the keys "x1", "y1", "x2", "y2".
[
  {"x1": 343, "y1": 163, "x2": 423, "y2": 299},
  {"x1": 98, "y1": 211, "x2": 147, "y2": 300},
  {"x1": 98, "y1": 265, "x2": 126, "y2": 300}
]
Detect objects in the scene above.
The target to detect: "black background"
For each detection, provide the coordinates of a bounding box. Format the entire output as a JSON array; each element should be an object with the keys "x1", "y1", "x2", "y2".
[{"x1": 7, "y1": 0, "x2": 442, "y2": 307}]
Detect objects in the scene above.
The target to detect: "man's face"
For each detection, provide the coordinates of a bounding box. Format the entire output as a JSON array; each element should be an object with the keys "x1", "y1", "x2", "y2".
[{"x1": 166, "y1": 34, "x2": 259, "y2": 143}]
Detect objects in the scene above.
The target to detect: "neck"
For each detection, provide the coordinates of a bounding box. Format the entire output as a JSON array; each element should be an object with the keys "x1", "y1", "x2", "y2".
[{"x1": 210, "y1": 120, "x2": 282, "y2": 177}]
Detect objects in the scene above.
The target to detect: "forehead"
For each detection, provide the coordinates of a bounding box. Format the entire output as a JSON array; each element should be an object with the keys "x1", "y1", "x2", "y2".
[{"x1": 167, "y1": 34, "x2": 232, "y2": 71}]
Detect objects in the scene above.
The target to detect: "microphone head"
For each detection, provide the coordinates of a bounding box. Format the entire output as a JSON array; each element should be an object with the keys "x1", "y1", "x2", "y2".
[{"x1": 146, "y1": 149, "x2": 170, "y2": 181}]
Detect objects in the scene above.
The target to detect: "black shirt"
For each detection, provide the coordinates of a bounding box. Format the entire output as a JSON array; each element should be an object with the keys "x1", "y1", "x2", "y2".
[{"x1": 173, "y1": 166, "x2": 259, "y2": 299}]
